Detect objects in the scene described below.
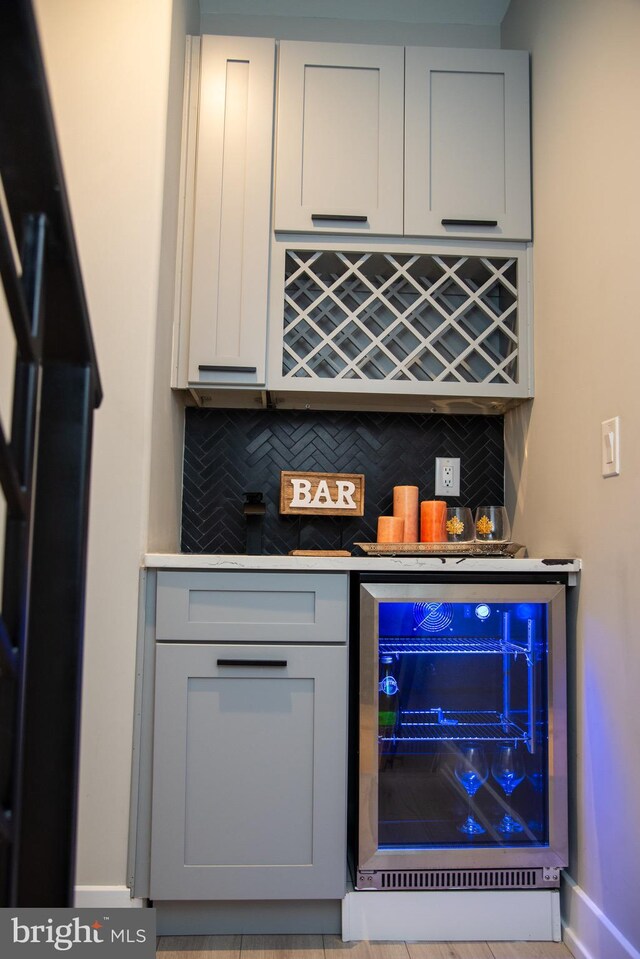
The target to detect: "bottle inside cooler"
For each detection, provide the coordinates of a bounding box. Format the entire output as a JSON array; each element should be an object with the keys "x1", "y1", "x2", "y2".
[{"x1": 378, "y1": 654, "x2": 399, "y2": 735}]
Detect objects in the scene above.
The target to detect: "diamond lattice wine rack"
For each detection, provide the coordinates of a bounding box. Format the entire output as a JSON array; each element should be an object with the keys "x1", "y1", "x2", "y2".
[{"x1": 270, "y1": 245, "x2": 532, "y2": 407}]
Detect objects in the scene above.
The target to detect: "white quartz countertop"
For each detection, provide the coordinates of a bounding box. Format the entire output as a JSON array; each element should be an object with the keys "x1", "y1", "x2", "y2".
[{"x1": 144, "y1": 553, "x2": 581, "y2": 576}]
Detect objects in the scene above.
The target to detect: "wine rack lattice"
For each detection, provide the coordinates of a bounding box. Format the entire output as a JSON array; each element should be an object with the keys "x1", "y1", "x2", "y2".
[{"x1": 282, "y1": 250, "x2": 519, "y2": 385}]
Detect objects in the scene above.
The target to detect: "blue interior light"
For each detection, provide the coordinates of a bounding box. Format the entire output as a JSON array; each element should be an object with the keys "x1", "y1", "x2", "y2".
[
  {"x1": 475, "y1": 603, "x2": 491, "y2": 620},
  {"x1": 516, "y1": 603, "x2": 535, "y2": 619}
]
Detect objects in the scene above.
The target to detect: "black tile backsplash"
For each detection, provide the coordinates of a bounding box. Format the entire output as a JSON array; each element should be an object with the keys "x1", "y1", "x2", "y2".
[{"x1": 181, "y1": 408, "x2": 504, "y2": 554}]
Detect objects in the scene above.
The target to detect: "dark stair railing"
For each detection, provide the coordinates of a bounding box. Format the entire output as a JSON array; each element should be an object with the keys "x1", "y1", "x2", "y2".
[{"x1": 0, "y1": 0, "x2": 102, "y2": 905}]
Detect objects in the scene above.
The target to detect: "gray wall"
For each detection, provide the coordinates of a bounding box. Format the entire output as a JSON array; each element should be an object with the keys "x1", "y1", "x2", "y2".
[
  {"x1": 503, "y1": 2, "x2": 640, "y2": 957},
  {"x1": 33, "y1": 0, "x2": 198, "y2": 892}
]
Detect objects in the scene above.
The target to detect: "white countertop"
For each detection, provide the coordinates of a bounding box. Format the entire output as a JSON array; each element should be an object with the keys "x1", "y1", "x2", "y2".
[{"x1": 144, "y1": 553, "x2": 581, "y2": 577}]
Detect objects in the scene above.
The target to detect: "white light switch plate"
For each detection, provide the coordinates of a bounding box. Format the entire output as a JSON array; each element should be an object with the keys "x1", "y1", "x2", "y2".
[{"x1": 601, "y1": 416, "x2": 620, "y2": 477}]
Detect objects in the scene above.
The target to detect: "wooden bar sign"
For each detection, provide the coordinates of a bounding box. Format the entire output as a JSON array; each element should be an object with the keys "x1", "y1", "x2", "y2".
[{"x1": 280, "y1": 471, "x2": 365, "y2": 516}]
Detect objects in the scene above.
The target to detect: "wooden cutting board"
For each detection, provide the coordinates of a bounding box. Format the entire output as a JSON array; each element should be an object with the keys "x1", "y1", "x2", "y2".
[{"x1": 288, "y1": 549, "x2": 351, "y2": 556}]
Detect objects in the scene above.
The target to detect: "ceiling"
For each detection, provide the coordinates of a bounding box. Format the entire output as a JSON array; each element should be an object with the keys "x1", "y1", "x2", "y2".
[{"x1": 198, "y1": 1, "x2": 512, "y2": 26}]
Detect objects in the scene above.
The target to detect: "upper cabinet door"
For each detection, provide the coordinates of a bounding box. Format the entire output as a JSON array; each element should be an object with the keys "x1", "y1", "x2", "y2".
[
  {"x1": 405, "y1": 48, "x2": 531, "y2": 241},
  {"x1": 274, "y1": 41, "x2": 404, "y2": 235},
  {"x1": 185, "y1": 36, "x2": 275, "y2": 386}
]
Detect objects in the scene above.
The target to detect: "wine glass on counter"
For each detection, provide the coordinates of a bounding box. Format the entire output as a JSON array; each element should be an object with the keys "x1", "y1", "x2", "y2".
[
  {"x1": 474, "y1": 506, "x2": 511, "y2": 543},
  {"x1": 492, "y1": 743, "x2": 525, "y2": 834},
  {"x1": 445, "y1": 506, "x2": 475, "y2": 543},
  {"x1": 454, "y1": 744, "x2": 488, "y2": 835}
]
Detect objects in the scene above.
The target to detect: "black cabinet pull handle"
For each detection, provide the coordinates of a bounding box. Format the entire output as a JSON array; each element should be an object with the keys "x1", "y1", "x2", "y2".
[
  {"x1": 199, "y1": 364, "x2": 257, "y2": 374},
  {"x1": 217, "y1": 659, "x2": 288, "y2": 668},
  {"x1": 441, "y1": 218, "x2": 499, "y2": 227},
  {"x1": 311, "y1": 214, "x2": 368, "y2": 223}
]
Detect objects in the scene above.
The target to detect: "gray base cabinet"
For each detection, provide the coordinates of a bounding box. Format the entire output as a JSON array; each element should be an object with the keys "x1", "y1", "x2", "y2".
[{"x1": 147, "y1": 571, "x2": 348, "y2": 901}]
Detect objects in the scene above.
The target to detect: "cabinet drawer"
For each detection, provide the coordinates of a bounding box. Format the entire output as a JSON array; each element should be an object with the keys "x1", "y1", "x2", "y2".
[{"x1": 156, "y1": 570, "x2": 348, "y2": 643}]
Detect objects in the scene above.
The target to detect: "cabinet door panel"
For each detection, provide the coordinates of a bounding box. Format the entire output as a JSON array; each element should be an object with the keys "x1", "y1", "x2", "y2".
[
  {"x1": 184, "y1": 675, "x2": 314, "y2": 866},
  {"x1": 149, "y1": 644, "x2": 347, "y2": 900},
  {"x1": 405, "y1": 48, "x2": 531, "y2": 241},
  {"x1": 186, "y1": 36, "x2": 275, "y2": 385},
  {"x1": 275, "y1": 41, "x2": 404, "y2": 235},
  {"x1": 301, "y1": 66, "x2": 382, "y2": 214},
  {"x1": 430, "y1": 70, "x2": 506, "y2": 216}
]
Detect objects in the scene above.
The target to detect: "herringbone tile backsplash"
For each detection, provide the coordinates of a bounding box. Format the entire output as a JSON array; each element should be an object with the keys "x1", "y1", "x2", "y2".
[{"x1": 182, "y1": 409, "x2": 504, "y2": 554}]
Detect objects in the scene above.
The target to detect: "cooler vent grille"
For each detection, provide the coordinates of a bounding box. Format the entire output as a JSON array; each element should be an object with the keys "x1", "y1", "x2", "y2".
[{"x1": 378, "y1": 868, "x2": 541, "y2": 890}]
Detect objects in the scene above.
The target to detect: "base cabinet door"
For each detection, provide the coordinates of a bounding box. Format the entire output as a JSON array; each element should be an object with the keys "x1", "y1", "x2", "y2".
[
  {"x1": 405, "y1": 47, "x2": 531, "y2": 241},
  {"x1": 149, "y1": 643, "x2": 347, "y2": 900}
]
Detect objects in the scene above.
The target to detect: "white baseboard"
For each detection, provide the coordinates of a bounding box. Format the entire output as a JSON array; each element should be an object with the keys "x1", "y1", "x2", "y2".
[
  {"x1": 562, "y1": 875, "x2": 640, "y2": 959},
  {"x1": 74, "y1": 886, "x2": 145, "y2": 909},
  {"x1": 342, "y1": 888, "x2": 561, "y2": 942}
]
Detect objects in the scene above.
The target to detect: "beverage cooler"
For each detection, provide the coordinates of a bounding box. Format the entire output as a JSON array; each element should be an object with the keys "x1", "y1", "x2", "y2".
[{"x1": 353, "y1": 578, "x2": 568, "y2": 892}]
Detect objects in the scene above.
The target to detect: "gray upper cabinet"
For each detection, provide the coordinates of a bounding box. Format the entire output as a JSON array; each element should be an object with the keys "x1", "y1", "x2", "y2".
[
  {"x1": 267, "y1": 238, "x2": 533, "y2": 409},
  {"x1": 274, "y1": 41, "x2": 405, "y2": 235},
  {"x1": 173, "y1": 36, "x2": 275, "y2": 390},
  {"x1": 405, "y1": 47, "x2": 531, "y2": 241},
  {"x1": 173, "y1": 37, "x2": 533, "y2": 410},
  {"x1": 274, "y1": 43, "x2": 531, "y2": 242}
]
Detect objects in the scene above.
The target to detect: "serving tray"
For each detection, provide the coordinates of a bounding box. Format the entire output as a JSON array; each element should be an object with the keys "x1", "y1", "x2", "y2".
[{"x1": 354, "y1": 542, "x2": 524, "y2": 557}]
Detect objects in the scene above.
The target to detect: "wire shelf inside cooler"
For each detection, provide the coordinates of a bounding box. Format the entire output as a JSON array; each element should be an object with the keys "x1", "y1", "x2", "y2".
[
  {"x1": 379, "y1": 709, "x2": 529, "y2": 750},
  {"x1": 379, "y1": 636, "x2": 531, "y2": 656}
]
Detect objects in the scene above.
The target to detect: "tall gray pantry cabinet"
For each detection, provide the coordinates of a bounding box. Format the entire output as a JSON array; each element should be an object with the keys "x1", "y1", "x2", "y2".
[{"x1": 145, "y1": 571, "x2": 349, "y2": 900}]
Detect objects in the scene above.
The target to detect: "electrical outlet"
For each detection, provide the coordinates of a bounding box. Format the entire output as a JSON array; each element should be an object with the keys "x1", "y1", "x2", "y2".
[{"x1": 435, "y1": 457, "x2": 460, "y2": 497}]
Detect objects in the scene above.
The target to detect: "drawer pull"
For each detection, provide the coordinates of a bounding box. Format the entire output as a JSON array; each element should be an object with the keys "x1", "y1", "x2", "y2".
[
  {"x1": 441, "y1": 218, "x2": 498, "y2": 227},
  {"x1": 311, "y1": 214, "x2": 368, "y2": 223},
  {"x1": 217, "y1": 658, "x2": 288, "y2": 668},
  {"x1": 199, "y1": 364, "x2": 257, "y2": 374}
]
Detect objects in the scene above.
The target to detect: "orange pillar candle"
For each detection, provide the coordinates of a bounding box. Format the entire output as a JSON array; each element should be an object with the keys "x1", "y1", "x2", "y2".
[
  {"x1": 377, "y1": 516, "x2": 404, "y2": 544},
  {"x1": 393, "y1": 485, "x2": 419, "y2": 543},
  {"x1": 420, "y1": 500, "x2": 447, "y2": 542}
]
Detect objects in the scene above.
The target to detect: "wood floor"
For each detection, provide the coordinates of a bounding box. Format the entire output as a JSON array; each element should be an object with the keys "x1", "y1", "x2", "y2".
[{"x1": 156, "y1": 935, "x2": 574, "y2": 959}]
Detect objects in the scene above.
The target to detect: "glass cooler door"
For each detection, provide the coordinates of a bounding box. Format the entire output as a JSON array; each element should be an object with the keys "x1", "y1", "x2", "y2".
[{"x1": 358, "y1": 583, "x2": 567, "y2": 874}]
